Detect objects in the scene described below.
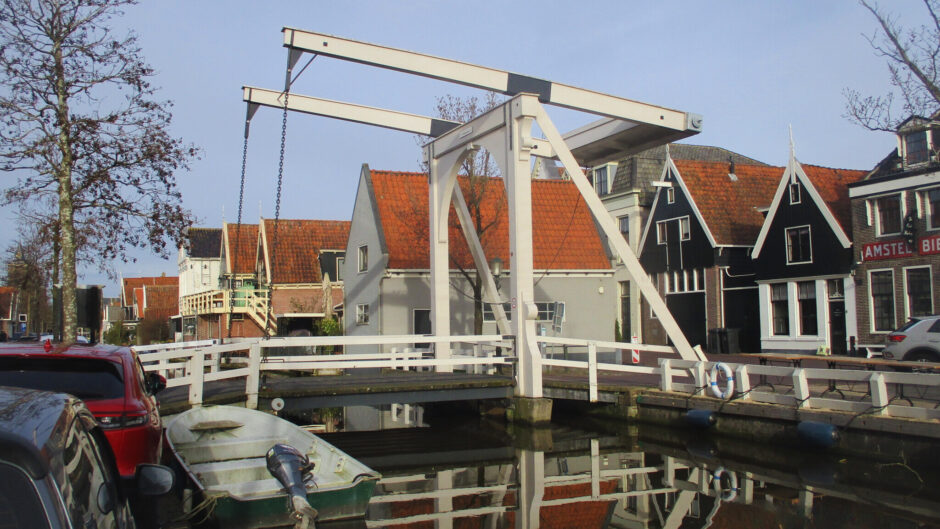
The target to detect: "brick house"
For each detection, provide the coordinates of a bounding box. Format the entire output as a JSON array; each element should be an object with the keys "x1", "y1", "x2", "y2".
[
  {"x1": 0, "y1": 286, "x2": 15, "y2": 339},
  {"x1": 849, "y1": 114, "x2": 940, "y2": 353}
]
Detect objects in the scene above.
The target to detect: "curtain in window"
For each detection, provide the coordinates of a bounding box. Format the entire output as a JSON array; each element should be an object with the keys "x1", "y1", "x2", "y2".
[{"x1": 771, "y1": 283, "x2": 789, "y2": 335}]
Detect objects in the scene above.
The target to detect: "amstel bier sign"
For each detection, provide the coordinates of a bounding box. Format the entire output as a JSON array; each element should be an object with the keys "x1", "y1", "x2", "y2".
[{"x1": 862, "y1": 233, "x2": 940, "y2": 261}]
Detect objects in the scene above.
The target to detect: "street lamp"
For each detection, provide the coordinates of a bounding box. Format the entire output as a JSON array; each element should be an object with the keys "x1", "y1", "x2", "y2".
[{"x1": 489, "y1": 257, "x2": 502, "y2": 292}]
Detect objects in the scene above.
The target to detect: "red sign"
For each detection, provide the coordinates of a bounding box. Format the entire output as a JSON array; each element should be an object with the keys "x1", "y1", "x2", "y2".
[
  {"x1": 922, "y1": 233, "x2": 940, "y2": 256},
  {"x1": 861, "y1": 240, "x2": 914, "y2": 261}
]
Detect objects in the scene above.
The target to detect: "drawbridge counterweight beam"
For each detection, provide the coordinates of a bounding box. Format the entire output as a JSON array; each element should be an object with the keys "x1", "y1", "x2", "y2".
[{"x1": 281, "y1": 28, "x2": 702, "y2": 141}]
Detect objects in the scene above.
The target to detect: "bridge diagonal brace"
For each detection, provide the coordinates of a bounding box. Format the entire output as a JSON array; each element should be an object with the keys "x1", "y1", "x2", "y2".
[{"x1": 531, "y1": 103, "x2": 705, "y2": 362}]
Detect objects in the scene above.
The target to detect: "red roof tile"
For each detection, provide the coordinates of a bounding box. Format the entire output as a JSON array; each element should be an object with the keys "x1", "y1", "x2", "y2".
[
  {"x1": 122, "y1": 276, "x2": 178, "y2": 307},
  {"x1": 370, "y1": 171, "x2": 611, "y2": 270},
  {"x1": 672, "y1": 160, "x2": 783, "y2": 246},
  {"x1": 224, "y1": 223, "x2": 259, "y2": 275},
  {"x1": 800, "y1": 164, "x2": 867, "y2": 233},
  {"x1": 142, "y1": 284, "x2": 179, "y2": 321},
  {"x1": 261, "y1": 219, "x2": 351, "y2": 284}
]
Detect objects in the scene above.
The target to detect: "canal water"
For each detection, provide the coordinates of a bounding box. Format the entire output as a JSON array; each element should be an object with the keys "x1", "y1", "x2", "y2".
[{"x1": 169, "y1": 402, "x2": 940, "y2": 529}]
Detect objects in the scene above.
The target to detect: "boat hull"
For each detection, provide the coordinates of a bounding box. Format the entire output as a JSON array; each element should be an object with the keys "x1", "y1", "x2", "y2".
[{"x1": 209, "y1": 476, "x2": 377, "y2": 528}]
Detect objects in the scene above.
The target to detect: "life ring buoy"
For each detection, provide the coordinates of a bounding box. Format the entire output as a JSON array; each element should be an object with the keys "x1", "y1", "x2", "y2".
[
  {"x1": 709, "y1": 362, "x2": 734, "y2": 399},
  {"x1": 712, "y1": 466, "x2": 738, "y2": 502}
]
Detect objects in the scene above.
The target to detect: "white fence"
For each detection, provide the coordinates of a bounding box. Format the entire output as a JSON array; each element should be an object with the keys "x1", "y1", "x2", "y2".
[
  {"x1": 134, "y1": 335, "x2": 512, "y2": 408},
  {"x1": 533, "y1": 336, "x2": 940, "y2": 421}
]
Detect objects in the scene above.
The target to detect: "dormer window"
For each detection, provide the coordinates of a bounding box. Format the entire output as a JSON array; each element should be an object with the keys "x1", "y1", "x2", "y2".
[
  {"x1": 905, "y1": 130, "x2": 929, "y2": 165},
  {"x1": 591, "y1": 163, "x2": 617, "y2": 196}
]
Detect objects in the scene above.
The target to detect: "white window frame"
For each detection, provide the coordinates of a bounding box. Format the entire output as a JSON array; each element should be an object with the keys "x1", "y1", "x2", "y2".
[
  {"x1": 868, "y1": 268, "x2": 896, "y2": 333},
  {"x1": 667, "y1": 187, "x2": 676, "y2": 204},
  {"x1": 927, "y1": 187, "x2": 940, "y2": 232},
  {"x1": 356, "y1": 303, "x2": 369, "y2": 325},
  {"x1": 336, "y1": 257, "x2": 345, "y2": 281},
  {"x1": 874, "y1": 194, "x2": 902, "y2": 236},
  {"x1": 656, "y1": 221, "x2": 668, "y2": 245},
  {"x1": 357, "y1": 245, "x2": 368, "y2": 273},
  {"x1": 770, "y1": 282, "x2": 790, "y2": 336},
  {"x1": 903, "y1": 265, "x2": 934, "y2": 320},
  {"x1": 679, "y1": 216, "x2": 691, "y2": 241},
  {"x1": 592, "y1": 163, "x2": 616, "y2": 196},
  {"x1": 784, "y1": 225, "x2": 813, "y2": 265},
  {"x1": 618, "y1": 215, "x2": 630, "y2": 243},
  {"x1": 789, "y1": 182, "x2": 801, "y2": 204}
]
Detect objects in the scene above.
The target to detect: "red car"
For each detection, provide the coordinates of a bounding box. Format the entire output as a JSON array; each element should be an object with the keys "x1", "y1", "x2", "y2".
[{"x1": 0, "y1": 342, "x2": 166, "y2": 477}]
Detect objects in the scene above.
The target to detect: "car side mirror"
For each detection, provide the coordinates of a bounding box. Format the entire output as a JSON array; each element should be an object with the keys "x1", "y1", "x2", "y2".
[
  {"x1": 96, "y1": 483, "x2": 115, "y2": 513},
  {"x1": 135, "y1": 464, "x2": 175, "y2": 496},
  {"x1": 147, "y1": 373, "x2": 166, "y2": 394}
]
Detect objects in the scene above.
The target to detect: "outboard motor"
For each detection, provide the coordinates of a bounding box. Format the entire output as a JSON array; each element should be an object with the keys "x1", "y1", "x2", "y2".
[{"x1": 266, "y1": 444, "x2": 318, "y2": 524}]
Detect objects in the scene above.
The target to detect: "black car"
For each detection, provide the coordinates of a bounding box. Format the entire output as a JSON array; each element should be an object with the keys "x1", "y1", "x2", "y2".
[{"x1": 0, "y1": 386, "x2": 173, "y2": 528}]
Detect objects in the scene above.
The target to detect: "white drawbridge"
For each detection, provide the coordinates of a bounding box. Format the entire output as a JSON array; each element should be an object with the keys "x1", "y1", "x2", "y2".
[{"x1": 243, "y1": 28, "x2": 707, "y2": 400}]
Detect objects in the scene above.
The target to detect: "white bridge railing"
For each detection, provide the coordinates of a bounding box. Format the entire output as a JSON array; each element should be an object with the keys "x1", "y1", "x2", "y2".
[
  {"x1": 134, "y1": 335, "x2": 512, "y2": 408},
  {"x1": 533, "y1": 336, "x2": 940, "y2": 421}
]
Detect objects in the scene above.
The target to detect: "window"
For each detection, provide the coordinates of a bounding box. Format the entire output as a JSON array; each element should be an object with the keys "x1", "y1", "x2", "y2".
[
  {"x1": 789, "y1": 182, "x2": 801, "y2": 204},
  {"x1": 356, "y1": 304, "x2": 369, "y2": 325},
  {"x1": 798, "y1": 281, "x2": 817, "y2": 335},
  {"x1": 357, "y1": 245, "x2": 368, "y2": 273},
  {"x1": 483, "y1": 302, "x2": 512, "y2": 322},
  {"x1": 929, "y1": 188, "x2": 940, "y2": 230},
  {"x1": 0, "y1": 463, "x2": 49, "y2": 529},
  {"x1": 827, "y1": 279, "x2": 844, "y2": 299},
  {"x1": 618, "y1": 215, "x2": 630, "y2": 242},
  {"x1": 667, "y1": 187, "x2": 675, "y2": 204},
  {"x1": 905, "y1": 130, "x2": 929, "y2": 165},
  {"x1": 870, "y1": 270, "x2": 895, "y2": 332},
  {"x1": 785, "y1": 226, "x2": 812, "y2": 264},
  {"x1": 665, "y1": 269, "x2": 703, "y2": 294},
  {"x1": 656, "y1": 222, "x2": 668, "y2": 245},
  {"x1": 336, "y1": 257, "x2": 344, "y2": 281},
  {"x1": 679, "y1": 217, "x2": 690, "y2": 241},
  {"x1": 619, "y1": 281, "x2": 631, "y2": 339},
  {"x1": 483, "y1": 302, "x2": 558, "y2": 321},
  {"x1": 905, "y1": 267, "x2": 933, "y2": 318},
  {"x1": 593, "y1": 166, "x2": 610, "y2": 196},
  {"x1": 876, "y1": 195, "x2": 902, "y2": 235},
  {"x1": 771, "y1": 283, "x2": 789, "y2": 335}
]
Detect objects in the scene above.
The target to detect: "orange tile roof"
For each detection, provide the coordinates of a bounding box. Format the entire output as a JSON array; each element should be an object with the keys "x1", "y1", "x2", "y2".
[
  {"x1": 800, "y1": 164, "x2": 867, "y2": 233},
  {"x1": 224, "y1": 223, "x2": 259, "y2": 275},
  {"x1": 672, "y1": 160, "x2": 783, "y2": 246},
  {"x1": 142, "y1": 284, "x2": 179, "y2": 321},
  {"x1": 261, "y1": 219, "x2": 351, "y2": 284},
  {"x1": 122, "y1": 276, "x2": 178, "y2": 307},
  {"x1": 370, "y1": 170, "x2": 611, "y2": 270}
]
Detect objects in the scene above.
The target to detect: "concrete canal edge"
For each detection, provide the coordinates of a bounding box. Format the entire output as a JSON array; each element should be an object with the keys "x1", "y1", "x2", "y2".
[{"x1": 633, "y1": 389, "x2": 940, "y2": 464}]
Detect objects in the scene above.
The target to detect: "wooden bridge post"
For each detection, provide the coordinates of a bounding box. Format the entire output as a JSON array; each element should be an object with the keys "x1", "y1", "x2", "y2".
[
  {"x1": 792, "y1": 368, "x2": 810, "y2": 408},
  {"x1": 246, "y1": 342, "x2": 261, "y2": 410},
  {"x1": 869, "y1": 372, "x2": 889, "y2": 414},
  {"x1": 188, "y1": 350, "x2": 204, "y2": 408},
  {"x1": 588, "y1": 342, "x2": 598, "y2": 403}
]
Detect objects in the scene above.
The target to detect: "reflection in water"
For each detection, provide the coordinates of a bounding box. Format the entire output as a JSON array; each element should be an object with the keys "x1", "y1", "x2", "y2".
[{"x1": 292, "y1": 406, "x2": 940, "y2": 529}]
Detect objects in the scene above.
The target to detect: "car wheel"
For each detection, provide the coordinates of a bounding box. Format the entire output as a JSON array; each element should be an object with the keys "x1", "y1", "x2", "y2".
[{"x1": 904, "y1": 349, "x2": 940, "y2": 372}]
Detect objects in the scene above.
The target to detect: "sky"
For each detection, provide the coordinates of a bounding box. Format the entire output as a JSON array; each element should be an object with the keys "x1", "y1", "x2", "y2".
[{"x1": 0, "y1": 1, "x2": 929, "y2": 296}]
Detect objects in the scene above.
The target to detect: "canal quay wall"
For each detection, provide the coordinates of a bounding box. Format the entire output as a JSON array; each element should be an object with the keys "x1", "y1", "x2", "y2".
[{"x1": 578, "y1": 386, "x2": 940, "y2": 467}]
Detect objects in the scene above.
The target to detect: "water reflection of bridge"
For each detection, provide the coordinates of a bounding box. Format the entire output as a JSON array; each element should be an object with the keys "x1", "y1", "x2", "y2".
[{"x1": 343, "y1": 427, "x2": 940, "y2": 529}]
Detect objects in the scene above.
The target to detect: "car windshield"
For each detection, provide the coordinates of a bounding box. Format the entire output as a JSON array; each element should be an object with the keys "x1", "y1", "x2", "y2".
[{"x1": 0, "y1": 357, "x2": 123, "y2": 400}]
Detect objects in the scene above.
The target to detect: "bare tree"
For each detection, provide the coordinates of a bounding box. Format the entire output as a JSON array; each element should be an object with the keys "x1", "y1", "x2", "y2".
[
  {"x1": 415, "y1": 93, "x2": 505, "y2": 334},
  {"x1": 0, "y1": 0, "x2": 198, "y2": 343},
  {"x1": 2, "y1": 222, "x2": 53, "y2": 336},
  {"x1": 846, "y1": 0, "x2": 940, "y2": 131}
]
